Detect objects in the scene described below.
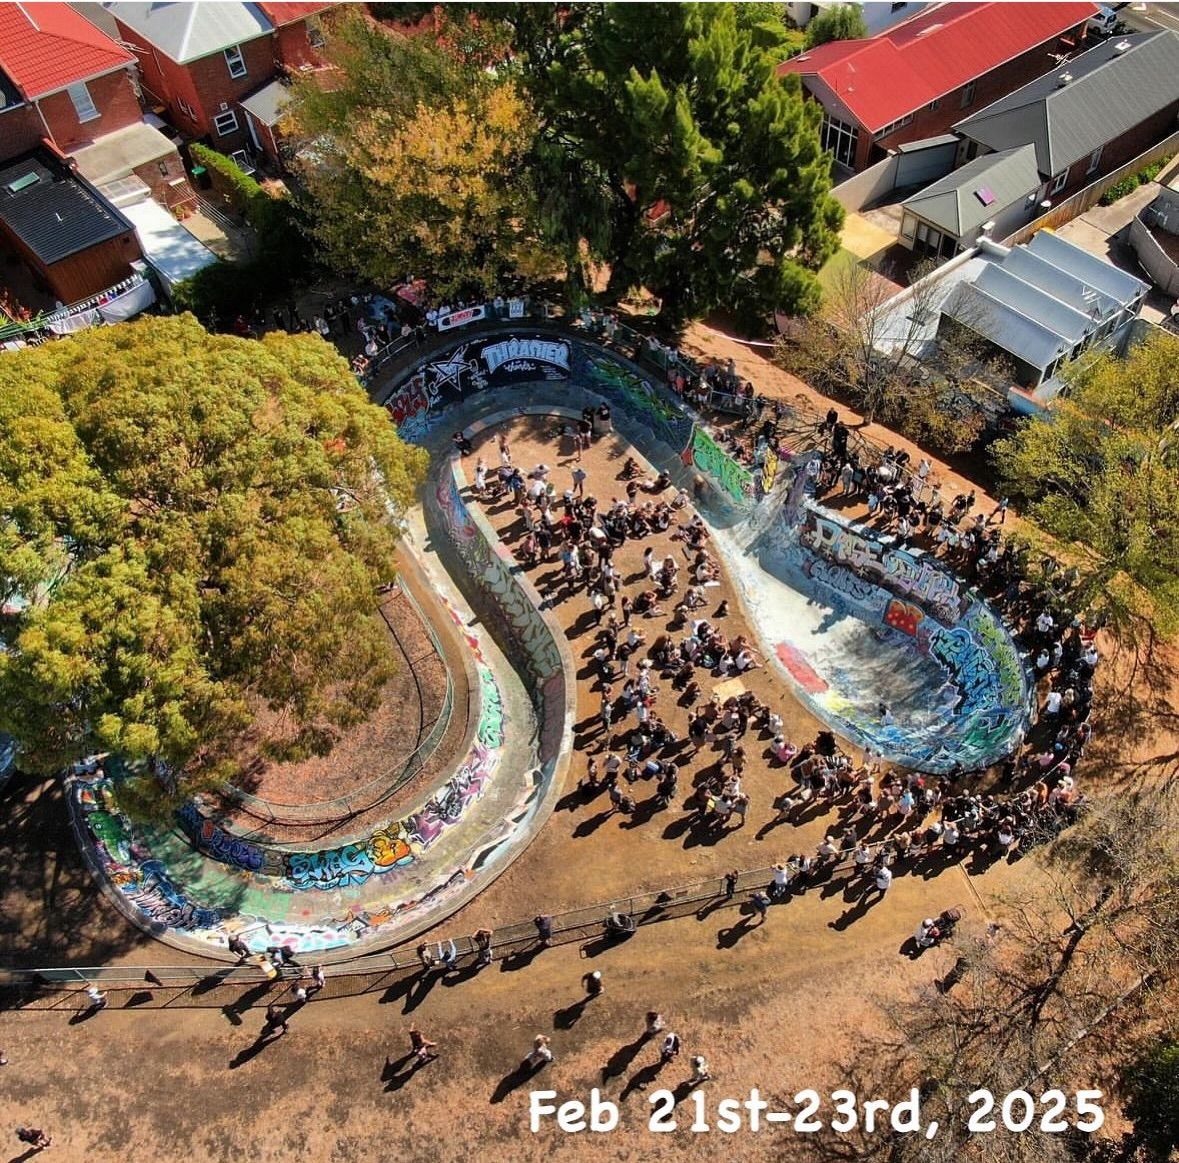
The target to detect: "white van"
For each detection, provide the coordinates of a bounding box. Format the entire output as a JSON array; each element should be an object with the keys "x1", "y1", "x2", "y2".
[{"x1": 1087, "y1": 6, "x2": 1118, "y2": 35}]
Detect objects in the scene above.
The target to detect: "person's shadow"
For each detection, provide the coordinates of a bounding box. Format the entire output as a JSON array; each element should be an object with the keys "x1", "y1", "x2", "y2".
[
  {"x1": 620, "y1": 1057, "x2": 666, "y2": 1101},
  {"x1": 228, "y1": 1028, "x2": 283, "y2": 1069},
  {"x1": 554, "y1": 997, "x2": 590, "y2": 1029},
  {"x1": 383, "y1": 1051, "x2": 431, "y2": 1093},
  {"x1": 491, "y1": 1059, "x2": 546, "y2": 1104},
  {"x1": 601, "y1": 1034, "x2": 647, "y2": 1083},
  {"x1": 716, "y1": 913, "x2": 760, "y2": 948},
  {"x1": 829, "y1": 888, "x2": 883, "y2": 931}
]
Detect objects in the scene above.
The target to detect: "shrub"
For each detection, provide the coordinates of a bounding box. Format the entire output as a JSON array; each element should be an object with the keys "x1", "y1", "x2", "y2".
[{"x1": 1099, "y1": 153, "x2": 1174, "y2": 206}]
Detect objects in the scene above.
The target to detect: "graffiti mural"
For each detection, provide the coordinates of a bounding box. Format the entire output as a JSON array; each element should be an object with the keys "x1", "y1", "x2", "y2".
[
  {"x1": 690, "y1": 426, "x2": 754, "y2": 503},
  {"x1": 751, "y1": 497, "x2": 1031, "y2": 773},
  {"x1": 799, "y1": 509, "x2": 966, "y2": 625}
]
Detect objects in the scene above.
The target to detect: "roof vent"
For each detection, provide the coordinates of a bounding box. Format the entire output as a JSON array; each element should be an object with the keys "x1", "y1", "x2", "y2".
[
  {"x1": 1057, "y1": 72, "x2": 1073, "y2": 87},
  {"x1": 1113, "y1": 39, "x2": 1132, "y2": 54}
]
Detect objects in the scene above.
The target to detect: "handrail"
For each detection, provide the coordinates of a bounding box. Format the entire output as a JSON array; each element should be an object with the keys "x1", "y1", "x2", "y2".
[{"x1": 0, "y1": 272, "x2": 150, "y2": 343}]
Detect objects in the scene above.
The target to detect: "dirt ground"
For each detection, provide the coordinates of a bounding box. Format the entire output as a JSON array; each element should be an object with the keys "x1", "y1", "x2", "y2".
[
  {"x1": 0, "y1": 415, "x2": 1070, "y2": 1163},
  {"x1": 2, "y1": 330, "x2": 1172, "y2": 1162}
]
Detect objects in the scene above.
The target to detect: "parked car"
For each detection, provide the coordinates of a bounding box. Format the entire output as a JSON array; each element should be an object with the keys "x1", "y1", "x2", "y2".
[{"x1": 1086, "y1": 6, "x2": 1118, "y2": 35}]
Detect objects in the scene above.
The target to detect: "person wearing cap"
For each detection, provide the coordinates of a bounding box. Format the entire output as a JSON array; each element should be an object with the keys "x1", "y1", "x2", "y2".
[{"x1": 915, "y1": 918, "x2": 940, "y2": 948}]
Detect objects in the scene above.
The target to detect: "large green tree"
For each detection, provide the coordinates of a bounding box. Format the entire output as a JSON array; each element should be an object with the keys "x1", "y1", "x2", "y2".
[
  {"x1": 991, "y1": 331, "x2": 1179, "y2": 633},
  {"x1": 804, "y1": 4, "x2": 868, "y2": 48},
  {"x1": 285, "y1": 10, "x2": 556, "y2": 297},
  {"x1": 522, "y1": 2, "x2": 843, "y2": 322},
  {"x1": 0, "y1": 315, "x2": 427, "y2": 795}
]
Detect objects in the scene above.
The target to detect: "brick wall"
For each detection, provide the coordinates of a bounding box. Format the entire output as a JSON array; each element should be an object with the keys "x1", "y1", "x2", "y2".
[
  {"x1": 272, "y1": 18, "x2": 329, "y2": 72},
  {"x1": 0, "y1": 103, "x2": 43, "y2": 163},
  {"x1": 113, "y1": 19, "x2": 276, "y2": 151},
  {"x1": 35, "y1": 69, "x2": 143, "y2": 153}
]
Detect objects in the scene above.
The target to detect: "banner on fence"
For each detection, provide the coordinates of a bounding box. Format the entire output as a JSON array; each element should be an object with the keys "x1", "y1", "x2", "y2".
[{"x1": 437, "y1": 304, "x2": 487, "y2": 332}]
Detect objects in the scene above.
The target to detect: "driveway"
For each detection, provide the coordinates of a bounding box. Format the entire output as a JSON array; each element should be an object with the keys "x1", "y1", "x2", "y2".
[{"x1": 1056, "y1": 179, "x2": 1177, "y2": 322}]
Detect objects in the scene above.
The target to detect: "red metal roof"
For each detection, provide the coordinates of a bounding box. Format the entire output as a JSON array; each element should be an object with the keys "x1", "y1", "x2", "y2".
[
  {"x1": 255, "y1": 2, "x2": 334, "y2": 27},
  {"x1": 778, "y1": 2, "x2": 1097, "y2": 132},
  {"x1": 0, "y1": 2, "x2": 134, "y2": 100}
]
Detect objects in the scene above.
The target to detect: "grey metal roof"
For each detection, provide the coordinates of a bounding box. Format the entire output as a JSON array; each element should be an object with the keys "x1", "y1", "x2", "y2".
[
  {"x1": 953, "y1": 30, "x2": 1179, "y2": 177},
  {"x1": 105, "y1": 2, "x2": 270, "y2": 64},
  {"x1": 947, "y1": 281, "x2": 1071, "y2": 370},
  {"x1": 942, "y1": 230, "x2": 1146, "y2": 371},
  {"x1": 901, "y1": 144, "x2": 1040, "y2": 237},
  {"x1": 1025, "y1": 229, "x2": 1148, "y2": 301},
  {"x1": 0, "y1": 152, "x2": 132, "y2": 265},
  {"x1": 239, "y1": 77, "x2": 290, "y2": 127}
]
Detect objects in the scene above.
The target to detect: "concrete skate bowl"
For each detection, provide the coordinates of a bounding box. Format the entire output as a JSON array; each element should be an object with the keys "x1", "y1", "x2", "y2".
[
  {"x1": 67, "y1": 496, "x2": 575, "y2": 959},
  {"x1": 730, "y1": 469, "x2": 1032, "y2": 774},
  {"x1": 380, "y1": 324, "x2": 1031, "y2": 776}
]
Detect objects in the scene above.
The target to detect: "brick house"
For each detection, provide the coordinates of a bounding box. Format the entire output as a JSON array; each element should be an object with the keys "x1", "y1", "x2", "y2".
[
  {"x1": 107, "y1": 2, "x2": 335, "y2": 163},
  {"x1": 954, "y1": 30, "x2": 1179, "y2": 202},
  {"x1": 0, "y1": 3, "x2": 142, "y2": 159},
  {"x1": 0, "y1": 3, "x2": 192, "y2": 307},
  {"x1": 778, "y1": 2, "x2": 1097, "y2": 174}
]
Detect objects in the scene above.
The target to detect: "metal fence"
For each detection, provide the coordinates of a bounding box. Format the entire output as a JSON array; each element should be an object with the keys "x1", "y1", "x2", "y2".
[{"x1": 0, "y1": 830, "x2": 957, "y2": 1007}]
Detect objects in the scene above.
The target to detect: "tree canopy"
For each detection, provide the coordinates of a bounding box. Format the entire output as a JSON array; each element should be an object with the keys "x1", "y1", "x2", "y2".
[
  {"x1": 524, "y1": 2, "x2": 843, "y2": 322},
  {"x1": 1124, "y1": 1038, "x2": 1179, "y2": 1160},
  {"x1": 804, "y1": 4, "x2": 868, "y2": 48},
  {"x1": 0, "y1": 315, "x2": 427, "y2": 794},
  {"x1": 285, "y1": 10, "x2": 556, "y2": 298},
  {"x1": 991, "y1": 331, "x2": 1179, "y2": 633}
]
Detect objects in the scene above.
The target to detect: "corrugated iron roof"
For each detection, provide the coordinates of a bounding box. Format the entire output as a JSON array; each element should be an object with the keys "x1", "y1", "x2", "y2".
[{"x1": 779, "y1": 2, "x2": 1097, "y2": 132}]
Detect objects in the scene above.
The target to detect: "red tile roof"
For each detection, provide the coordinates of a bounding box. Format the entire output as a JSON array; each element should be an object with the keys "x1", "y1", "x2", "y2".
[
  {"x1": 778, "y1": 2, "x2": 1097, "y2": 132},
  {"x1": 255, "y1": 2, "x2": 334, "y2": 27},
  {"x1": 0, "y1": 2, "x2": 134, "y2": 100}
]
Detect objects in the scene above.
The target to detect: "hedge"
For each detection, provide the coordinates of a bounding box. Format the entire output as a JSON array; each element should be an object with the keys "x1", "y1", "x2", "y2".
[{"x1": 1098, "y1": 153, "x2": 1174, "y2": 206}]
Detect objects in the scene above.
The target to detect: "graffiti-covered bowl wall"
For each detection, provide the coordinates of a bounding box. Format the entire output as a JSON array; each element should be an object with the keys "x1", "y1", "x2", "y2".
[{"x1": 749, "y1": 496, "x2": 1031, "y2": 773}]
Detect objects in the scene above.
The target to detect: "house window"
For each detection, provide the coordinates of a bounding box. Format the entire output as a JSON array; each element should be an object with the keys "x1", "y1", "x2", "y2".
[
  {"x1": 1050, "y1": 169, "x2": 1069, "y2": 194},
  {"x1": 960, "y1": 79, "x2": 977, "y2": 108},
  {"x1": 213, "y1": 109, "x2": 240, "y2": 136},
  {"x1": 927, "y1": 98, "x2": 941, "y2": 112},
  {"x1": 307, "y1": 17, "x2": 326, "y2": 48},
  {"x1": 158, "y1": 159, "x2": 170, "y2": 177},
  {"x1": 891, "y1": 2, "x2": 907, "y2": 10},
  {"x1": 1087, "y1": 145, "x2": 1103, "y2": 175},
  {"x1": 224, "y1": 44, "x2": 247, "y2": 78},
  {"x1": 876, "y1": 112, "x2": 915, "y2": 139},
  {"x1": 820, "y1": 112, "x2": 860, "y2": 168},
  {"x1": 66, "y1": 82, "x2": 100, "y2": 123},
  {"x1": 176, "y1": 97, "x2": 196, "y2": 120}
]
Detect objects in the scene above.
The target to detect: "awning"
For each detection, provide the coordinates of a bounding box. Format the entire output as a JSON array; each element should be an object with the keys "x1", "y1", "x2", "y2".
[
  {"x1": 240, "y1": 79, "x2": 292, "y2": 128},
  {"x1": 119, "y1": 198, "x2": 219, "y2": 293}
]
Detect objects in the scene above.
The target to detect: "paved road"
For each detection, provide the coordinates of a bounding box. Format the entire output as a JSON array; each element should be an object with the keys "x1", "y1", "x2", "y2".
[{"x1": 1117, "y1": 3, "x2": 1179, "y2": 34}]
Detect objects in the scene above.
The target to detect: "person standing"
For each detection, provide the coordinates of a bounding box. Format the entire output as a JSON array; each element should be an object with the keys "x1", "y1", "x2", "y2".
[
  {"x1": 85, "y1": 985, "x2": 107, "y2": 1012},
  {"x1": 659, "y1": 1031, "x2": 681, "y2": 1063},
  {"x1": 526, "y1": 1034, "x2": 553, "y2": 1069},
  {"x1": 583, "y1": 970, "x2": 605, "y2": 999},
  {"x1": 749, "y1": 891, "x2": 771, "y2": 924},
  {"x1": 534, "y1": 914, "x2": 553, "y2": 947},
  {"x1": 690, "y1": 1055, "x2": 712, "y2": 1085},
  {"x1": 722, "y1": 869, "x2": 739, "y2": 900},
  {"x1": 408, "y1": 1025, "x2": 439, "y2": 1063},
  {"x1": 15, "y1": 1127, "x2": 52, "y2": 1152},
  {"x1": 645, "y1": 1011, "x2": 665, "y2": 1037},
  {"x1": 472, "y1": 928, "x2": 494, "y2": 968}
]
